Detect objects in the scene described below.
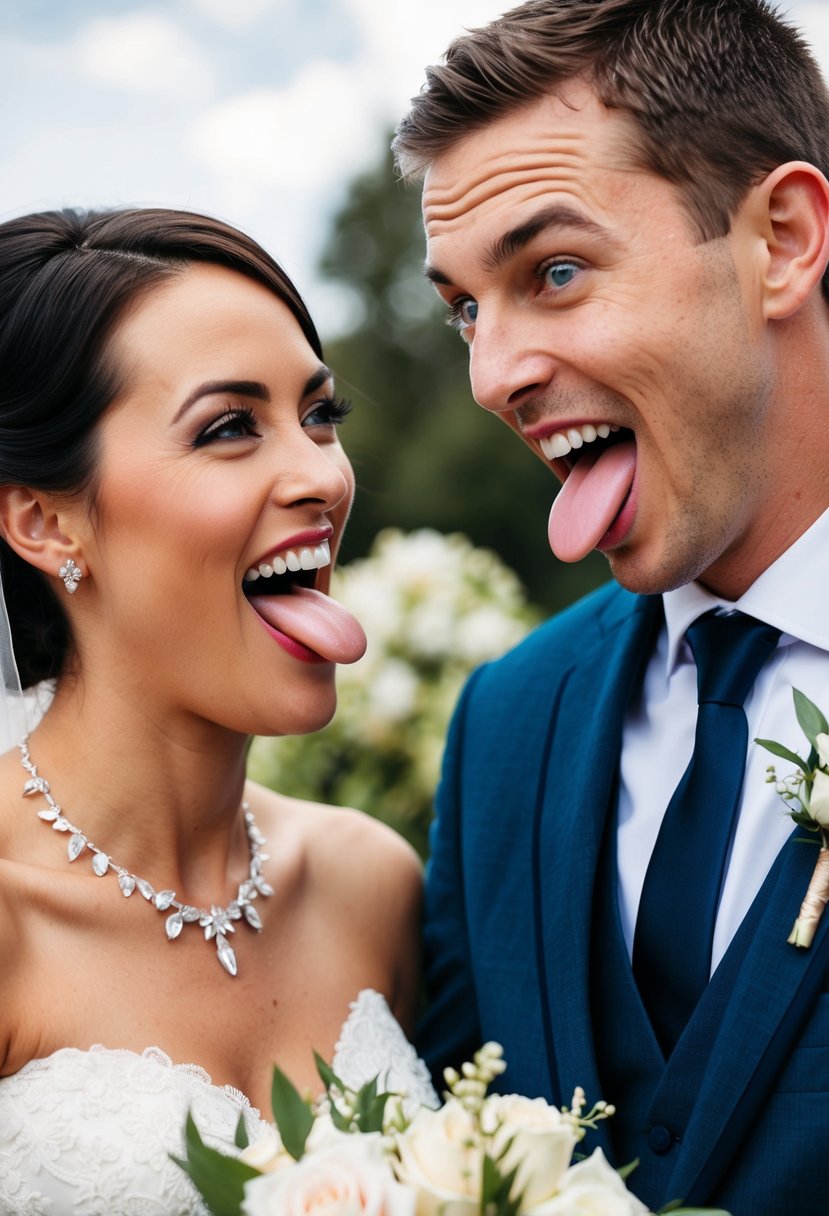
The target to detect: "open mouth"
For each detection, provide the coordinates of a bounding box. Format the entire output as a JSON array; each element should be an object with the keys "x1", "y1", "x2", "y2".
[
  {"x1": 242, "y1": 541, "x2": 366, "y2": 665},
  {"x1": 540, "y1": 422, "x2": 638, "y2": 561},
  {"x1": 538, "y1": 422, "x2": 629, "y2": 469},
  {"x1": 243, "y1": 541, "x2": 331, "y2": 597}
]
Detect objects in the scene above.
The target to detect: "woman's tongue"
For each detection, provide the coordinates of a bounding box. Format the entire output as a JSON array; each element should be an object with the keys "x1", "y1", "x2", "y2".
[
  {"x1": 248, "y1": 586, "x2": 367, "y2": 664},
  {"x1": 547, "y1": 439, "x2": 637, "y2": 562}
]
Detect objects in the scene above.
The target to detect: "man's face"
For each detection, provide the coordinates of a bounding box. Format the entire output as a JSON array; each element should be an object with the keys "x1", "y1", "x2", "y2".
[{"x1": 423, "y1": 86, "x2": 783, "y2": 599}]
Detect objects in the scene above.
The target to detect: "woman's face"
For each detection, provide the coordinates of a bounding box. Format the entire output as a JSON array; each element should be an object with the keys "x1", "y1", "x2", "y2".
[{"x1": 73, "y1": 262, "x2": 365, "y2": 738}]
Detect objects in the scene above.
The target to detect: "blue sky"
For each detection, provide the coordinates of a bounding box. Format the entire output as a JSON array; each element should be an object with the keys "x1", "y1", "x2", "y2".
[{"x1": 2, "y1": 1, "x2": 828, "y2": 337}]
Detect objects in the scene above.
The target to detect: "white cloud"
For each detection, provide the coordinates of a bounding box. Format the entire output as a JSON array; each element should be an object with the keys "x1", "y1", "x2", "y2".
[
  {"x1": 73, "y1": 9, "x2": 214, "y2": 100},
  {"x1": 188, "y1": 60, "x2": 380, "y2": 197},
  {"x1": 185, "y1": 0, "x2": 287, "y2": 30}
]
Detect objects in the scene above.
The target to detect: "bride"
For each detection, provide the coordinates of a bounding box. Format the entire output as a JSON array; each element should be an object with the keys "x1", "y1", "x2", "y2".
[{"x1": 0, "y1": 207, "x2": 435, "y2": 1214}]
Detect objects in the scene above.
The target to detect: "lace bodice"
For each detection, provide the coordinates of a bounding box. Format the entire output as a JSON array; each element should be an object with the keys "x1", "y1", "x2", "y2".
[{"x1": 0, "y1": 989, "x2": 436, "y2": 1215}]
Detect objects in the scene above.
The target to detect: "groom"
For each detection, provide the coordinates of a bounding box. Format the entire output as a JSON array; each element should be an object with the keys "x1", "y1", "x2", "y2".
[{"x1": 394, "y1": 2, "x2": 829, "y2": 1212}]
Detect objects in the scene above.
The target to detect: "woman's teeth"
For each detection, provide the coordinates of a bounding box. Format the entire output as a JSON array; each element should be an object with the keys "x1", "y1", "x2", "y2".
[
  {"x1": 539, "y1": 423, "x2": 619, "y2": 461},
  {"x1": 243, "y1": 541, "x2": 331, "y2": 584}
]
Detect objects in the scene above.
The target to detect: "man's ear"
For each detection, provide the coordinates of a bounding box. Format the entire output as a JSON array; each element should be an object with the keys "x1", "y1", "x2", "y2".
[
  {"x1": 0, "y1": 486, "x2": 86, "y2": 581},
  {"x1": 748, "y1": 161, "x2": 829, "y2": 320}
]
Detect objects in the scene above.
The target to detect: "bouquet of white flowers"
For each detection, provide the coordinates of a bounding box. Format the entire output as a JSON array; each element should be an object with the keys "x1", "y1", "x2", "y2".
[{"x1": 175, "y1": 1044, "x2": 729, "y2": 1216}]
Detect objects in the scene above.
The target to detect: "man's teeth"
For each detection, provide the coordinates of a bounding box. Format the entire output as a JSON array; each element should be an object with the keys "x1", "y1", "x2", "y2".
[
  {"x1": 539, "y1": 423, "x2": 618, "y2": 461},
  {"x1": 243, "y1": 541, "x2": 331, "y2": 584}
]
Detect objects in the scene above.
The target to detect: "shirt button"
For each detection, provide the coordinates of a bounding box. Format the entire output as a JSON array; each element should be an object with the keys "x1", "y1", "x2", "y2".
[{"x1": 648, "y1": 1124, "x2": 674, "y2": 1155}]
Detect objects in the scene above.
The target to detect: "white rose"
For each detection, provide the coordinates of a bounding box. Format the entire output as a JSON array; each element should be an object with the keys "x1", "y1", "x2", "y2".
[
  {"x1": 816, "y1": 732, "x2": 829, "y2": 769},
  {"x1": 526, "y1": 1149, "x2": 651, "y2": 1216},
  {"x1": 480, "y1": 1094, "x2": 578, "y2": 1209},
  {"x1": 810, "y1": 767, "x2": 829, "y2": 827},
  {"x1": 238, "y1": 1126, "x2": 292, "y2": 1173},
  {"x1": 241, "y1": 1137, "x2": 415, "y2": 1216},
  {"x1": 393, "y1": 1099, "x2": 482, "y2": 1215}
]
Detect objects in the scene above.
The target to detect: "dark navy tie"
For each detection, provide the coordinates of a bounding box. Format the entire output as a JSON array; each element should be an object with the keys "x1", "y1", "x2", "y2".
[{"x1": 632, "y1": 610, "x2": 781, "y2": 1056}]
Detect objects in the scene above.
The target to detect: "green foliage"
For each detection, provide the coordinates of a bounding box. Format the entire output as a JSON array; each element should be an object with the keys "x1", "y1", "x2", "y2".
[
  {"x1": 793, "y1": 687, "x2": 829, "y2": 750},
  {"x1": 480, "y1": 1151, "x2": 523, "y2": 1216},
  {"x1": 269, "y1": 1067, "x2": 315, "y2": 1161},
  {"x1": 318, "y1": 136, "x2": 610, "y2": 617},
  {"x1": 171, "y1": 1115, "x2": 259, "y2": 1216},
  {"x1": 755, "y1": 737, "x2": 809, "y2": 772}
]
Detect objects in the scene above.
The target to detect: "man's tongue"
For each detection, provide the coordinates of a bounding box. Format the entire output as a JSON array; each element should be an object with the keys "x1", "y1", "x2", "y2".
[
  {"x1": 249, "y1": 586, "x2": 367, "y2": 664},
  {"x1": 547, "y1": 439, "x2": 636, "y2": 562}
]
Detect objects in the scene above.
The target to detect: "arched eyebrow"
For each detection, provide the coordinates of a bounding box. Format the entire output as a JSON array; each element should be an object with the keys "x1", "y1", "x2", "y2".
[
  {"x1": 424, "y1": 204, "x2": 613, "y2": 286},
  {"x1": 172, "y1": 366, "x2": 332, "y2": 424}
]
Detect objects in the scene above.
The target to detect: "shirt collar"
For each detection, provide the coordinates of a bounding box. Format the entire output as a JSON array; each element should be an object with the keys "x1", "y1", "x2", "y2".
[{"x1": 662, "y1": 506, "x2": 829, "y2": 676}]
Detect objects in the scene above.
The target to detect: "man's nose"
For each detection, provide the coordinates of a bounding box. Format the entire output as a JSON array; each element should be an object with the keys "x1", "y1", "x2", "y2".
[{"x1": 468, "y1": 314, "x2": 558, "y2": 415}]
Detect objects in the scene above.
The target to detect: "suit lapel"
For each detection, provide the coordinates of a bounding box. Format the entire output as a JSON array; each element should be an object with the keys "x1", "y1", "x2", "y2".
[
  {"x1": 534, "y1": 593, "x2": 661, "y2": 1141},
  {"x1": 663, "y1": 829, "x2": 829, "y2": 1204}
]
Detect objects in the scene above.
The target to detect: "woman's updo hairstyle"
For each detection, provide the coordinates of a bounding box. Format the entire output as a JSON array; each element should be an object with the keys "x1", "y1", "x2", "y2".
[{"x1": 0, "y1": 206, "x2": 322, "y2": 688}]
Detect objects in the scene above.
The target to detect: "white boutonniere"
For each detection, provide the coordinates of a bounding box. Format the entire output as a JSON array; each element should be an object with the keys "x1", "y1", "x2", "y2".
[{"x1": 757, "y1": 688, "x2": 829, "y2": 948}]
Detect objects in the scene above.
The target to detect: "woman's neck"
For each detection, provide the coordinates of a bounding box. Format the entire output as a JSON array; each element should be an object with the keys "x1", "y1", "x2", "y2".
[{"x1": 22, "y1": 677, "x2": 252, "y2": 903}]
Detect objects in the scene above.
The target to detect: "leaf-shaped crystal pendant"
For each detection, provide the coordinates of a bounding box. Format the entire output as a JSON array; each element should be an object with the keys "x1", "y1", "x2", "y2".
[
  {"x1": 67, "y1": 833, "x2": 86, "y2": 861},
  {"x1": 216, "y1": 934, "x2": 238, "y2": 976},
  {"x1": 23, "y1": 777, "x2": 49, "y2": 797},
  {"x1": 119, "y1": 873, "x2": 136, "y2": 897},
  {"x1": 136, "y1": 878, "x2": 155, "y2": 901},
  {"x1": 20, "y1": 739, "x2": 272, "y2": 978}
]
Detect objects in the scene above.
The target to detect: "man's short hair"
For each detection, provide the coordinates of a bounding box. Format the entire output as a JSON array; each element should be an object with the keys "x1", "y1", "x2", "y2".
[{"x1": 393, "y1": 0, "x2": 829, "y2": 255}]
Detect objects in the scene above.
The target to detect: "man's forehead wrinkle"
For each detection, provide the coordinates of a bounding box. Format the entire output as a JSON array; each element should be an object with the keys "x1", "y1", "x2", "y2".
[{"x1": 423, "y1": 132, "x2": 590, "y2": 215}]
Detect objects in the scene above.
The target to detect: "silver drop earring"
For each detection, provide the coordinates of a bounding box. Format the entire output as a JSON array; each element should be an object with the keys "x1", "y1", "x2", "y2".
[{"x1": 59, "y1": 558, "x2": 82, "y2": 594}]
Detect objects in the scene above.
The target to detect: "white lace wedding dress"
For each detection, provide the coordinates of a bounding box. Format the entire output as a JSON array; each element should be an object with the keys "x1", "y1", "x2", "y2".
[{"x1": 0, "y1": 989, "x2": 437, "y2": 1215}]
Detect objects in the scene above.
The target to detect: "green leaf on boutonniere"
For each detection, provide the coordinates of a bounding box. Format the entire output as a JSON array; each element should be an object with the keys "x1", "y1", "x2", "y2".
[
  {"x1": 270, "y1": 1066, "x2": 314, "y2": 1161},
  {"x1": 754, "y1": 737, "x2": 809, "y2": 772},
  {"x1": 793, "y1": 688, "x2": 829, "y2": 751},
  {"x1": 171, "y1": 1113, "x2": 260, "y2": 1216}
]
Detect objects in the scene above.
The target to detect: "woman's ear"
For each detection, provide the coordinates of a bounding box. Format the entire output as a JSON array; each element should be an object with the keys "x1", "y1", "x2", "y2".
[
  {"x1": 749, "y1": 161, "x2": 829, "y2": 320},
  {"x1": 0, "y1": 486, "x2": 86, "y2": 581}
]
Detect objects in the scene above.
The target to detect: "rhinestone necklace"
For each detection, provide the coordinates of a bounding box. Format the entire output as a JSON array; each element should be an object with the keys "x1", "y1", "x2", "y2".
[{"x1": 20, "y1": 737, "x2": 273, "y2": 977}]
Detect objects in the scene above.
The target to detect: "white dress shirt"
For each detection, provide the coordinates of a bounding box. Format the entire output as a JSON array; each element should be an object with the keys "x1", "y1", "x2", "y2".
[{"x1": 617, "y1": 507, "x2": 829, "y2": 972}]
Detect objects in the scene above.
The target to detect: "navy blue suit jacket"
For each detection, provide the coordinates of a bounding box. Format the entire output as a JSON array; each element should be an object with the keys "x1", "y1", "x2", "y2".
[{"x1": 418, "y1": 582, "x2": 829, "y2": 1215}]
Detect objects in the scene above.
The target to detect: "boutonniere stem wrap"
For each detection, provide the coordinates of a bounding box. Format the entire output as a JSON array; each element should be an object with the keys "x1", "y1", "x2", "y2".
[{"x1": 757, "y1": 689, "x2": 829, "y2": 948}]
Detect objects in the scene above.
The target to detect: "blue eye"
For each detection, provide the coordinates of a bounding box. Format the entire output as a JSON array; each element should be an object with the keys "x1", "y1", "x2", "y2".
[
  {"x1": 543, "y1": 261, "x2": 580, "y2": 290},
  {"x1": 447, "y1": 297, "x2": 478, "y2": 333},
  {"x1": 303, "y1": 395, "x2": 353, "y2": 428},
  {"x1": 193, "y1": 407, "x2": 261, "y2": 447}
]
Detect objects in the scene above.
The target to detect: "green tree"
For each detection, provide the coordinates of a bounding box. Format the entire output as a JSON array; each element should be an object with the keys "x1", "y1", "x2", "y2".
[{"x1": 319, "y1": 139, "x2": 609, "y2": 616}]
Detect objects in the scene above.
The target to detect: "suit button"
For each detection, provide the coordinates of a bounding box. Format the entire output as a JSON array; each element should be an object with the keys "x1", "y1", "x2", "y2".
[{"x1": 648, "y1": 1124, "x2": 674, "y2": 1155}]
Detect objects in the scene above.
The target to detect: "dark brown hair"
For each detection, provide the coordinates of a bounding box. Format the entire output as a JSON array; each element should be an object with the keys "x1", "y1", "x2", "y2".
[
  {"x1": 0, "y1": 207, "x2": 322, "y2": 688},
  {"x1": 393, "y1": 0, "x2": 829, "y2": 252}
]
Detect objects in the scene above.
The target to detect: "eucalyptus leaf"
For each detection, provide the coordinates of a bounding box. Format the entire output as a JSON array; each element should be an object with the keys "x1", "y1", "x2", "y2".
[
  {"x1": 270, "y1": 1067, "x2": 314, "y2": 1161},
  {"x1": 754, "y1": 737, "x2": 809, "y2": 772},
  {"x1": 171, "y1": 1114, "x2": 260, "y2": 1216},
  {"x1": 793, "y1": 688, "x2": 829, "y2": 749},
  {"x1": 233, "y1": 1114, "x2": 249, "y2": 1151}
]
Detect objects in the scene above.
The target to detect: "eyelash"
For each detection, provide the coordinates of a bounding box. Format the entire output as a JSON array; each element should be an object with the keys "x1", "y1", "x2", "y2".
[
  {"x1": 193, "y1": 407, "x2": 261, "y2": 447},
  {"x1": 193, "y1": 396, "x2": 353, "y2": 448},
  {"x1": 303, "y1": 394, "x2": 353, "y2": 428}
]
